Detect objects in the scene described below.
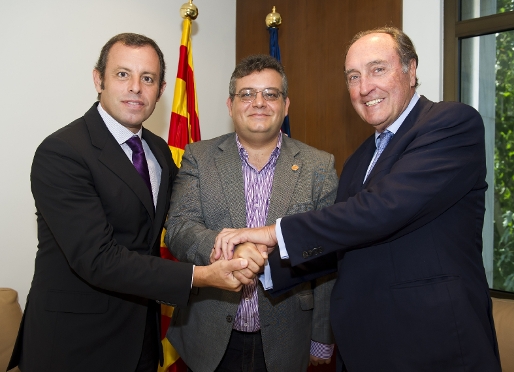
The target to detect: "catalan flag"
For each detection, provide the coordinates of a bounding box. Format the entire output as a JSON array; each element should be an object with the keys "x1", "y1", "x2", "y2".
[
  {"x1": 168, "y1": 17, "x2": 201, "y2": 167},
  {"x1": 158, "y1": 15, "x2": 200, "y2": 372}
]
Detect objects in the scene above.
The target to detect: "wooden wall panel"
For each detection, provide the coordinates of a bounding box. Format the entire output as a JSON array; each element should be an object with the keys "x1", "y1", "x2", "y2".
[{"x1": 236, "y1": 0, "x2": 402, "y2": 174}]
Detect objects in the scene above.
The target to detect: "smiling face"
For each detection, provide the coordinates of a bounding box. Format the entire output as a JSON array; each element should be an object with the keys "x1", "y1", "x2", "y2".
[
  {"x1": 93, "y1": 42, "x2": 166, "y2": 133},
  {"x1": 345, "y1": 33, "x2": 416, "y2": 132},
  {"x1": 227, "y1": 69, "x2": 290, "y2": 145}
]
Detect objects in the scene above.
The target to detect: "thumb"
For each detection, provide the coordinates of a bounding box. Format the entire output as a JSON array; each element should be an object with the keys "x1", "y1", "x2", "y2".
[
  {"x1": 228, "y1": 258, "x2": 248, "y2": 270},
  {"x1": 256, "y1": 244, "x2": 268, "y2": 259}
]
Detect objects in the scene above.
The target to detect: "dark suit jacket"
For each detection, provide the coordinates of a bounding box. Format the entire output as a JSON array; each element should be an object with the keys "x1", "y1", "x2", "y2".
[
  {"x1": 8, "y1": 103, "x2": 193, "y2": 372},
  {"x1": 277, "y1": 97, "x2": 501, "y2": 371}
]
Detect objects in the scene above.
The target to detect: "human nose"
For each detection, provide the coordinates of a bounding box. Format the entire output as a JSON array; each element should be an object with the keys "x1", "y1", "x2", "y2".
[
  {"x1": 359, "y1": 75, "x2": 375, "y2": 96},
  {"x1": 252, "y1": 91, "x2": 267, "y2": 107},
  {"x1": 129, "y1": 77, "x2": 141, "y2": 94}
]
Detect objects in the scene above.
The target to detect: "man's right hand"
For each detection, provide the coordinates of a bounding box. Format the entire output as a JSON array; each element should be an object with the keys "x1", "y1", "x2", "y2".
[
  {"x1": 232, "y1": 242, "x2": 268, "y2": 282},
  {"x1": 192, "y1": 258, "x2": 250, "y2": 292}
]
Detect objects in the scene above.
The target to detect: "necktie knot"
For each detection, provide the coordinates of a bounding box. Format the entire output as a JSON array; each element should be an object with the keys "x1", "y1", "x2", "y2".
[
  {"x1": 364, "y1": 130, "x2": 394, "y2": 183},
  {"x1": 376, "y1": 130, "x2": 394, "y2": 153},
  {"x1": 126, "y1": 135, "x2": 144, "y2": 154},
  {"x1": 125, "y1": 136, "x2": 153, "y2": 199}
]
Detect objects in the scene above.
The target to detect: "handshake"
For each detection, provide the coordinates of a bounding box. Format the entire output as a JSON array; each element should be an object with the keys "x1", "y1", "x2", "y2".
[{"x1": 192, "y1": 225, "x2": 279, "y2": 292}]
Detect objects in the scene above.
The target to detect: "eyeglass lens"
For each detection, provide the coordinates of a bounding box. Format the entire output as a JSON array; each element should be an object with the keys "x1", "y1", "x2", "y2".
[{"x1": 237, "y1": 88, "x2": 281, "y2": 102}]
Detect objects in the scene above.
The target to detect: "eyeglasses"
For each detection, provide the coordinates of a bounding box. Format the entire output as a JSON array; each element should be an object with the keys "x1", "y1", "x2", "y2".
[{"x1": 233, "y1": 88, "x2": 284, "y2": 103}]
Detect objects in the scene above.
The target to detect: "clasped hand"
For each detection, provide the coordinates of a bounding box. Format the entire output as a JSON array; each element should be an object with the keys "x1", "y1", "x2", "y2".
[
  {"x1": 210, "y1": 241, "x2": 268, "y2": 284},
  {"x1": 210, "y1": 226, "x2": 279, "y2": 284}
]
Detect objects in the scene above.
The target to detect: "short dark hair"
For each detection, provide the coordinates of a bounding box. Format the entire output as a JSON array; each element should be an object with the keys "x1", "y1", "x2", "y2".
[
  {"x1": 229, "y1": 54, "x2": 288, "y2": 101},
  {"x1": 94, "y1": 33, "x2": 166, "y2": 99},
  {"x1": 346, "y1": 26, "x2": 419, "y2": 88}
]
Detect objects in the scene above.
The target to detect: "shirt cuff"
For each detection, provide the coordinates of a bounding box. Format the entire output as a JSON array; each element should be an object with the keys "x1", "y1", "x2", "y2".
[
  {"x1": 310, "y1": 340, "x2": 334, "y2": 359},
  {"x1": 259, "y1": 260, "x2": 273, "y2": 290},
  {"x1": 276, "y1": 218, "x2": 289, "y2": 259},
  {"x1": 191, "y1": 265, "x2": 195, "y2": 288}
]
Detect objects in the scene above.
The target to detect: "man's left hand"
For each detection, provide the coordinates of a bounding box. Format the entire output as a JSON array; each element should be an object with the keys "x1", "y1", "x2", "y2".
[{"x1": 309, "y1": 354, "x2": 332, "y2": 366}]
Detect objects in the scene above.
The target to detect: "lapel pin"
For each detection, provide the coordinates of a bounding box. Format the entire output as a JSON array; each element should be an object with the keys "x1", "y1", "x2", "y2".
[{"x1": 291, "y1": 164, "x2": 299, "y2": 171}]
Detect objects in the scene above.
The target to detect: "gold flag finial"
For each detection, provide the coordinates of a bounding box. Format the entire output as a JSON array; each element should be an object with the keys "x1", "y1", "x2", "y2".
[
  {"x1": 265, "y1": 6, "x2": 282, "y2": 28},
  {"x1": 180, "y1": 0, "x2": 198, "y2": 20}
]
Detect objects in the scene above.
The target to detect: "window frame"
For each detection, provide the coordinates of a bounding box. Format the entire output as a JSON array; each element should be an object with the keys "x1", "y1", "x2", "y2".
[
  {"x1": 444, "y1": 0, "x2": 514, "y2": 299},
  {"x1": 443, "y1": 0, "x2": 514, "y2": 101}
]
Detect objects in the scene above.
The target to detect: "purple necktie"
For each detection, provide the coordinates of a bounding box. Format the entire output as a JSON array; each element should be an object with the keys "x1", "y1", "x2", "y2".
[
  {"x1": 125, "y1": 136, "x2": 153, "y2": 198},
  {"x1": 364, "y1": 130, "x2": 394, "y2": 182}
]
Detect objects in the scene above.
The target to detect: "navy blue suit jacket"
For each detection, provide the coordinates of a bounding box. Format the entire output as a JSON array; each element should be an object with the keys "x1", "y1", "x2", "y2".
[{"x1": 277, "y1": 96, "x2": 501, "y2": 371}]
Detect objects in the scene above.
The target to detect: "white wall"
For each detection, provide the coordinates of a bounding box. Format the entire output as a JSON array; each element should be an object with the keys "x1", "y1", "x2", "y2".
[
  {"x1": 403, "y1": 0, "x2": 444, "y2": 102},
  {"x1": 0, "y1": 0, "x2": 444, "y2": 308},
  {"x1": 0, "y1": 0, "x2": 236, "y2": 307}
]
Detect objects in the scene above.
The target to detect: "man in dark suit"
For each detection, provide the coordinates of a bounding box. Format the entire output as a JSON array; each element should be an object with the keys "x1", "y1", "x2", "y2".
[
  {"x1": 214, "y1": 27, "x2": 502, "y2": 371},
  {"x1": 164, "y1": 55, "x2": 337, "y2": 372},
  {"x1": 8, "y1": 33, "x2": 252, "y2": 372}
]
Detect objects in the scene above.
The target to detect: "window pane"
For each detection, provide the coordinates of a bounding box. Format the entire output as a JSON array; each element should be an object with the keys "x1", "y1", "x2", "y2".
[
  {"x1": 460, "y1": 0, "x2": 513, "y2": 21},
  {"x1": 460, "y1": 30, "x2": 514, "y2": 291}
]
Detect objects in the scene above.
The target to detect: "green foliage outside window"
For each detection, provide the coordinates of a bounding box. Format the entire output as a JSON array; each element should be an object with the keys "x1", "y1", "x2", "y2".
[{"x1": 493, "y1": 0, "x2": 514, "y2": 291}]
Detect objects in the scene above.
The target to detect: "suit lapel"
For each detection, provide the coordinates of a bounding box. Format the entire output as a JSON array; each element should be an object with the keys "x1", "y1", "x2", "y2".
[
  {"x1": 363, "y1": 96, "x2": 431, "y2": 187},
  {"x1": 85, "y1": 104, "x2": 155, "y2": 220},
  {"x1": 266, "y1": 137, "x2": 301, "y2": 224},
  {"x1": 143, "y1": 128, "x2": 169, "y2": 244},
  {"x1": 215, "y1": 134, "x2": 247, "y2": 228},
  {"x1": 354, "y1": 136, "x2": 376, "y2": 191}
]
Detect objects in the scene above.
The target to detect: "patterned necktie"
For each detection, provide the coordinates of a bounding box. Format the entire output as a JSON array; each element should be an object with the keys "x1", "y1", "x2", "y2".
[
  {"x1": 364, "y1": 130, "x2": 394, "y2": 182},
  {"x1": 125, "y1": 136, "x2": 153, "y2": 197}
]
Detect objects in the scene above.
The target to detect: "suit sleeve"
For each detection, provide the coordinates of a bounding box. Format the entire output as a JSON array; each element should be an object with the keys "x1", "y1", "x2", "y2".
[
  {"x1": 271, "y1": 152, "x2": 338, "y2": 344},
  {"x1": 282, "y1": 103, "x2": 486, "y2": 266},
  {"x1": 309, "y1": 156, "x2": 337, "y2": 344},
  {"x1": 165, "y1": 145, "x2": 217, "y2": 265},
  {"x1": 31, "y1": 135, "x2": 193, "y2": 306}
]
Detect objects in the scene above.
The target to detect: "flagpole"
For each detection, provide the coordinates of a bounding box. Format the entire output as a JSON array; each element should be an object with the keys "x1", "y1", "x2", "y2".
[
  {"x1": 180, "y1": 0, "x2": 198, "y2": 20},
  {"x1": 159, "y1": 3, "x2": 200, "y2": 371},
  {"x1": 266, "y1": 6, "x2": 290, "y2": 137},
  {"x1": 266, "y1": 6, "x2": 281, "y2": 28}
]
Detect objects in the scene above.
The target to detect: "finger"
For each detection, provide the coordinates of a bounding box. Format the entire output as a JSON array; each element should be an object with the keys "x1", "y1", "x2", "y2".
[
  {"x1": 255, "y1": 244, "x2": 269, "y2": 259},
  {"x1": 212, "y1": 244, "x2": 223, "y2": 261},
  {"x1": 209, "y1": 248, "x2": 217, "y2": 264},
  {"x1": 228, "y1": 281, "x2": 243, "y2": 292},
  {"x1": 233, "y1": 270, "x2": 254, "y2": 285},
  {"x1": 245, "y1": 259, "x2": 262, "y2": 274},
  {"x1": 236, "y1": 268, "x2": 256, "y2": 280},
  {"x1": 223, "y1": 237, "x2": 238, "y2": 260},
  {"x1": 213, "y1": 230, "x2": 232, "y2": 260},
  {"x1": 225, "y1": 258, "x2": 248, "y2": 271}
]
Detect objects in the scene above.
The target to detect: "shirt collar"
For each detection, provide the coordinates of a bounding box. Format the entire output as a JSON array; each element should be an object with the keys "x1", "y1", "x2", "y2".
[
  {"x1": 97, "y1": 103, "x2": 143, "y2": 144},
  {"x1": 375, "y1": 92, "x2": 420, "y2": 141},
  {"x1": 235, "y1": 132, "x2": 282, "y2": 170}
]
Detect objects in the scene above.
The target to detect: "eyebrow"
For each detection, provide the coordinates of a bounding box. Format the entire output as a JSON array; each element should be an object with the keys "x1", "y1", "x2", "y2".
[
  {"x1": 366, "y1": 60, "x2": 387, "y2": 67},
  {"x1": 114, "y1": 66, "x2": 158, "y2": 76},
  {"x1": 237, "y1": 87, "x2": 279, "y2": 91},
  {"x1": 345, "y1": 60, "x2": 387, "y2": 75}
]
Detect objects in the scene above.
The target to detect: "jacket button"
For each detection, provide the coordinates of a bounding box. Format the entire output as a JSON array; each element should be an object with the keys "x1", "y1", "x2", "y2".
[
  {"x1": 302, "y1": 251, "x2": 309, "y2": 259},
  {"x1": 226, "y1": 315, "x2": 233, "y2": 323}
]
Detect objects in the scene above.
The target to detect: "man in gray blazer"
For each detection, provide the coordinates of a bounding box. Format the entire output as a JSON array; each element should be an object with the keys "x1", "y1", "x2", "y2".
[{"x1": 164, "y1": 55, "x2": 338, "y2": 372}]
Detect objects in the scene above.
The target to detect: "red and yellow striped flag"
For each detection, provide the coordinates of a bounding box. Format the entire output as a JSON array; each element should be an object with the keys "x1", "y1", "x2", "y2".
[
  {"x1": 158, "y1": 16, "x2": 200, "y2": 372},
  {"x1": 168, "y1": 17, "x2": 201, "y2": 167}
]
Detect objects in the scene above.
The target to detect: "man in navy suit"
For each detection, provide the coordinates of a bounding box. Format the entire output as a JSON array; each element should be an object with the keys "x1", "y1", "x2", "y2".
[
  {"x1": 214, "y1": 27, "x2": 501, "y2": 371},
  {"x1": 8, "y1": 33, "x2": 253, "y2": 372}
]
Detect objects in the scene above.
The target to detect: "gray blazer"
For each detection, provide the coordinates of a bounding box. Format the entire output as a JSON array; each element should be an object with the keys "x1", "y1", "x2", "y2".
[{"x1": 165, "y1": 133, "x2": 338, "y2": 372}]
